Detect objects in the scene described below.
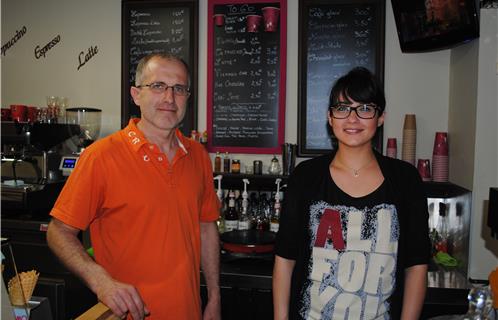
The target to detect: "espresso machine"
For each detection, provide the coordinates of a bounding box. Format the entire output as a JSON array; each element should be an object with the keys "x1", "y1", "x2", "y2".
[{"x1": 1, "y1": 121, "x2": 80, "y2": 217}]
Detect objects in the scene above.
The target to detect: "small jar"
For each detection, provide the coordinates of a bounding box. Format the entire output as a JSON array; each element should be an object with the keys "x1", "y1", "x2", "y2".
[{"x1": 231, "y1": 159, "x2": 241, "y2": 174}]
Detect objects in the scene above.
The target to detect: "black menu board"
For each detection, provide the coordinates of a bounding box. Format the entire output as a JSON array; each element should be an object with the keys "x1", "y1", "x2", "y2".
[
  {"x1": 122, "y1": 0, "x2": 198, "y2": 135},
  {"x1": 207, "y1": 0, "x2": 287, "y2": 154},
  {"x1": 298, "y1": 0, "x2": 385, "y2": 156}
]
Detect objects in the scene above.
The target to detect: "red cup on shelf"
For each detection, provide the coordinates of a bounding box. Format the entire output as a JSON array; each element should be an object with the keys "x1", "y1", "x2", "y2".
[
  {"x1": 433, "y1": 132, "x2": 448, "y2": 156},
  {"x1": 386, "y1": 137, "x2": 397, "y2": 158},
  {"x1": 10, "y1": 104, "x2": 27, "y2": 122},
  {"x1": 27, "y1": 106, "x2": 39, "y2": 123},
  {"x1": 417, "y1": 159, "x2": 431, "y2": 182},
  {"x1": 246, "y1": 14, "x2": 262, "y2": 32},
  {"x1": 213, "y1": 14, "x2": 225, "y2": 27},
  {"x1": 262, "y1": 7, "x2": 280, "y2": 32},
  {"x1": 1, "y1": 108, "x2": 11, "y2": 121}
]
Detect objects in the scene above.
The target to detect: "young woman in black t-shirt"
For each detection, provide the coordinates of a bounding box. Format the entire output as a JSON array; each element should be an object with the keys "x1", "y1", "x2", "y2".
[{"x1": 273, "y1": 67, "x2": 430, "y2": 320}]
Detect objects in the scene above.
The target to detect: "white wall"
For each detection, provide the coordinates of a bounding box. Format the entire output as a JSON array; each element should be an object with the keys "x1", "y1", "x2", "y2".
[
  {"x1": 2, "y1": 1, "x2": 496, "y2": 279},
  {"x1": 1, "y1": 0, "x2": 122, "y2": 136},
  {"x1": 468, "y1": 8, "x2": 498, "y2": 280}
]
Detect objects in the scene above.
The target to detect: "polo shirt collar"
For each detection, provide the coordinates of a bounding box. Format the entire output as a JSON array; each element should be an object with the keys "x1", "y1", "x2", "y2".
[{"x1": 122, "y1": 118, "x2": 191, "y2": 154}]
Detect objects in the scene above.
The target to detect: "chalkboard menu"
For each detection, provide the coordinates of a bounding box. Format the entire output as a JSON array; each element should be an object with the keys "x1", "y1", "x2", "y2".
[
  {"x1": 298, "y1": 0, "x2": 385, "y2": 156},
  {"x1": 122, "y1": 0, "x2": 198, "y2": 135},
  {"x1": 207, "y1": 0, "x2": 287, "y2": 154}
]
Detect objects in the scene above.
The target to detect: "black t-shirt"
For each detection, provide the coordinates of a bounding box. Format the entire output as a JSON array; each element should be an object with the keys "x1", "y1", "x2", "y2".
[{"x1": 275, "y1": 151, "x2": 431, "y2": 320}]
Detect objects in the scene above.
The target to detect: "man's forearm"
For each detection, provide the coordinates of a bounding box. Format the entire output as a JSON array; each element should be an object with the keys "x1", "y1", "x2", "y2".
[
  {"x1": 200, "y1": 222, "x2": 220, "y2": 297},
  {"x1": 46, "y1": 218, "x2": 111, "y2": 293}
]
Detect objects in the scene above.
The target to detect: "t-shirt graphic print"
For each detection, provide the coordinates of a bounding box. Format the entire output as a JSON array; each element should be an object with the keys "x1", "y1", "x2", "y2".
[{"x1": 300, "y1": 201, "x2": 399, "y2": 320}]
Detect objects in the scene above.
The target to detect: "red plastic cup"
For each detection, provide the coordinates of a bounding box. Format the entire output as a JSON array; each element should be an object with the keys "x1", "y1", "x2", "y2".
[
  {"x1": 1, "y1": 108, "x2": 11, "y2": 121},
  {"x1": 213, "y1": 14, "x2": 225, "y2": 27},
  {"x1": 433, "y1": 132, "x2": 448, "y2": 156},
  {"x1": 27, "y1": 106, "x2": 39, "y2": 123},
  {"x1": 10, "y1": 104, "x2": 27, "y2": 122},
  {"x1": 246, "y1": 15, "x2": 262, "y2": 32},
  {"x1": 386, "y1": 138, "x2": 397, "y2": 158},
  {"x1": 417, "y1": 159, "x2": 431, "y2": 181},
  {"x1": 262, "y1": 7, "x2": 280, "y2": 32}
]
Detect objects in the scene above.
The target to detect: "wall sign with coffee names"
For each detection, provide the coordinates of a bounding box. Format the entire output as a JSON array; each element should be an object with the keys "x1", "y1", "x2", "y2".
[
  {"x1": 122, "y1": 0, "x2": 198, "y2": 136},
  {"x1": 77, "y1": 45, "x2": 99, "y2": 70},
  {"x1": 207, "y1": 0, "x2": 287, "y2": 154},
  {"x1": 34, "y1": 34, "x2": 61, "y2": 59},
  {"x1": 1, "y1": 26, "x2": 27, "y2": 56},
  {"x1": 298, "y1": 0, "x2": 385, "y2": 156}
]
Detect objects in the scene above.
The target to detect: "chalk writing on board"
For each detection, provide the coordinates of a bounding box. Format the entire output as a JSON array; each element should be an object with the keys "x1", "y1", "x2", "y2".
[
  {"x1": 122, "y1": 2, "x2": 196, "y2": 136},
  {"x1": 211, "y1": 3, "x2": 281, "y2": 149},
  {"x1": 303, "y1": 3, "x2": 378, "y2": 152},
  {"x1": 128, "y1": 8, "x2": 189, "y2": 85}
]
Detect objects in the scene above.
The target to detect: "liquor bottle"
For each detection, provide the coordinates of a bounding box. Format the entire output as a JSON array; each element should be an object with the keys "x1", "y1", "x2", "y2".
[
  {"x1": 255, "y1": 193, "x2": 270, "y2": 231},
  {"x1": 214, "y1": 175, "x2": 225, "y2": 233},
  {"x1": 224, "y1": 191, "x2": 239, "y2": 232},
  {"x1": 435, "y1": 202, "x2": 448, "y2": 253},
  {"x1": 214, "y1": 152, "x2": 222, "y2": 173},
  {"x1": 223, "y1": 152, "x2": 231, "y2": 173},
  {"x1": 270, "y1": 178, "x2": 283, "y2": 233},
  {"x1": 238, "y1": 179, "x2": 251, "y2": 230}
]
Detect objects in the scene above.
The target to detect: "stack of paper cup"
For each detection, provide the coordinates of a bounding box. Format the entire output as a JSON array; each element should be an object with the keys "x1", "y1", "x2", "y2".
[
  {"x1": 386, "y1": 138, "x2": 397, "y2": 158},
  {"x1": 432, "y1": 132, "x2": 449, "y2": 182},
  {"x1": 401, "y1": 114, "x2": 416, "y2": 166}
]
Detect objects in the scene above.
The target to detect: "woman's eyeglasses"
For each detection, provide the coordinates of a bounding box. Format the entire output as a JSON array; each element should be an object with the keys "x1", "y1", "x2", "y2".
[{"x1": 329, "y1": 103, "x2": 379, "y2": 119}]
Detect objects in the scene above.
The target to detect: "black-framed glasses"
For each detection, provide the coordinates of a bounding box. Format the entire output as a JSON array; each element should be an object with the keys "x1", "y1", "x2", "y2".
[
  {"x1": 329, "y1": 103, "x2": 379, "y2": 119},
  {"x1": 136, "y1": 82, "x2": 190, "y2": 96}
]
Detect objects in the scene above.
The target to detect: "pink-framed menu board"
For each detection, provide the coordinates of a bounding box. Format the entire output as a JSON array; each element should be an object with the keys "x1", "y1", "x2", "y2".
[{"x1": 207, "y1": 0, "x2": 287, "y2": 154}]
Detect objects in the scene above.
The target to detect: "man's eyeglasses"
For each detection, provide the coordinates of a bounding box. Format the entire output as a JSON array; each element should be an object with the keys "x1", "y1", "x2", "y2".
[
  {"x1": 329, "y1": 103, "x2": 379, "y2": 119},
  {"x1": 136, "y1": 82, "x2": 190, "y2": 96}
]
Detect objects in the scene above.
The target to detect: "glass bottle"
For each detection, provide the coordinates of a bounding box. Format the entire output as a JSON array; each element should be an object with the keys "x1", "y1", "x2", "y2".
[
  {"x1": 435, "y1": 202, "x2": 448, "y2": 253},
  {"x1": 238, "y1": 179, "x2": 251, "y2": 230},
  {"x1": 214, "y1": 152, "x2": 222, "y2": 173},
  {"x1": 268, "y1": 155, "x2": 281, "y2": 175},
  {"x1": 462, "y1": 285, "x2": 494, "y2": 320},
  {"x1": 270, "y1": 190, "x2": 281, "y2": 233},
  {"x1": 255, "y1": 193, "x2": 270, "y2": 231},
  {"x1": 224, "y1": 191, "x2": 239, "y2": 232},
  {"x1": 223, "y1": 152, "x2": 231, "y2": 173}
]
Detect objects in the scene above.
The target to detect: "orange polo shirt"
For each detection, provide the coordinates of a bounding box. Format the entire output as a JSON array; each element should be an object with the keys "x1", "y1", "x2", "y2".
[{"x1": 51, "y1": 119, "x2": 220, "y2": 319}]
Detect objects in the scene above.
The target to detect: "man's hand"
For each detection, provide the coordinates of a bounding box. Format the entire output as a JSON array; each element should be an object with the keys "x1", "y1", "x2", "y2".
[
  {"x1": 202, "y1": 293, "x2": 221, "y2": 320},
  {"x1": 96, "y1": 277, "x2": 150, "y2": 320}
]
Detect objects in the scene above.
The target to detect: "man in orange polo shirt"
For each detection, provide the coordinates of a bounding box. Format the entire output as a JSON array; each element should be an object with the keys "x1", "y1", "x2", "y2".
[{"x1": 47, "y1": 53, "x2": 221, "y2": 320}]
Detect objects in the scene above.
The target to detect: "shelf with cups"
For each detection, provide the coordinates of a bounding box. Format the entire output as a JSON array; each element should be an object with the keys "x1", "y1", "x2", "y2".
[{"x1": 213, "y1": 173, "x2": 289, "y2": 192}]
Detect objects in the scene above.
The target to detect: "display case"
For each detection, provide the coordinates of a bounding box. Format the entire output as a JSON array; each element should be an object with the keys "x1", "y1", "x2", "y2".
[
  {"x1": 1, "y1": 238, "x2": 53, "y2": 320},
  {"x1": 425, "y1": 182, "x2": 471, "y2": 280}
]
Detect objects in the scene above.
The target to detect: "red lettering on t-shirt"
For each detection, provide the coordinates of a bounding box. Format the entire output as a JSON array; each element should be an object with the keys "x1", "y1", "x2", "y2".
[{"x1": 314, "y1": 208, "x2": 345, "y2": 250}]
